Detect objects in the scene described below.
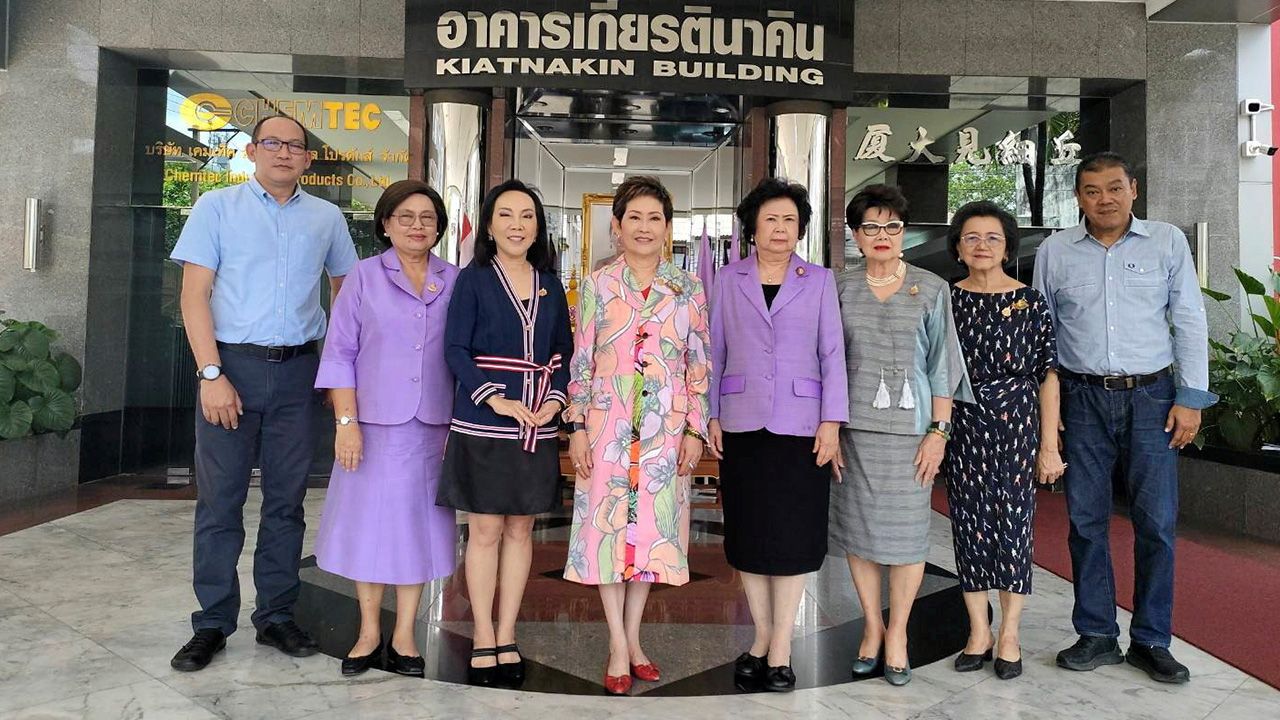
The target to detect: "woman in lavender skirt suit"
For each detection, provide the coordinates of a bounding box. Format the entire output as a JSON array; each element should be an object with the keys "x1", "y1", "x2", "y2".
[
  {"x1": 708, "y1": 178, "x2": 848, "y2": 692},
  {"x1": 313, "y1": 180, "x2": 460, "y2": 678}
]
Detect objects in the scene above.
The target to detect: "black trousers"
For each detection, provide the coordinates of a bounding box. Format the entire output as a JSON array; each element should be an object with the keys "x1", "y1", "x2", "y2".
[{"x1": 190, "y1": 349, "x2": 319, "y2": 636}]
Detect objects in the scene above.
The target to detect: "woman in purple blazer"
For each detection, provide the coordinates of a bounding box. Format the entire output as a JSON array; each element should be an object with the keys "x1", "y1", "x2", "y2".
[
  {"x1": 708, "y1": 178, "x2": 849, "y2": 691},
  {"x1": 313, "y1": 180, "x2": 460, "y2": 678}
]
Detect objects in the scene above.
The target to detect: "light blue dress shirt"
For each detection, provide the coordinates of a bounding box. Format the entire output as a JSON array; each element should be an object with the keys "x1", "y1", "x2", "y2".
[
  {"x1": 1032, "y1": 216, "x2": 1217, "y2": 409},
  {"x1": 170, "y1": 177, "x2": 359, "y2": 346}
]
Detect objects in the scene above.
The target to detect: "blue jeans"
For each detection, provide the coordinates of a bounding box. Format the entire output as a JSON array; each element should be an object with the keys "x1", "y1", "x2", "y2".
[
  {"x1": 1061, "y1": 373, "x2": 1178, "y2": 648},
  {"x1": 191, "y1": 349, "x2": 320, "y2": 636}
]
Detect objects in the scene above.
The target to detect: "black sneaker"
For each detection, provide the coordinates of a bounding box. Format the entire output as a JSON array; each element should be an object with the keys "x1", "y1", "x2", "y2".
[
  {"x1": 171, "y1": 629, "x2": 226, "y2": 672},
  {"x1": 1056, "y1": 636, "x2": 1123, "y2": 671},
  {"x1": 1126, "y1": 644, "x2": 1190, "y2": 684},
  {"x1": 255, "y1": 620, "x2": 319, "y2": 658}
]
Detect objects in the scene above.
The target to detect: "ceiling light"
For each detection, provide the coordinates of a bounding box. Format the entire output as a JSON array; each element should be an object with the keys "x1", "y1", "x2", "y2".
[
  {"x1": 613, "y1": 148, "x2": 629, "y2": 166},
  {"x1": 612, "y1": 171, "x2": 625, "y2": 185}
]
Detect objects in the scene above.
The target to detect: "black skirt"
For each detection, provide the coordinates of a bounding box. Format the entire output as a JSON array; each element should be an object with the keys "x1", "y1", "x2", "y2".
[
  {"x1": 720, "y1": 429, "x2": 831, "y2": 575},
  {"x1": 436, "y1": 431, "x2": 562, "y2": 516}
]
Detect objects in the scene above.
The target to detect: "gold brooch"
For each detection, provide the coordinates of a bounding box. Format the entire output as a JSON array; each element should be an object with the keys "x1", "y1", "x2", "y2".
[
  {"x1": 796, "y1": 267, "x2": 806, "y2": 276},
  {"x1": 538, "y1": 288, "x2": 548, "y2": 297},
  {"x1": 427, "y1": 283, "x2": 438, "y2": 293},
  {"x1": 1001, "y1": 297, "x2": 1030, "y2": 318},
  {"x1": 908, "y1": 284, "x2": 919, "y2": 296}
]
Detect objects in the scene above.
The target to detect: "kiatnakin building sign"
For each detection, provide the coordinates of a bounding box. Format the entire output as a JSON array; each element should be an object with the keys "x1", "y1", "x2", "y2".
[{"x1": 405, "y1": 1, "x2": 854, "y2": 101}]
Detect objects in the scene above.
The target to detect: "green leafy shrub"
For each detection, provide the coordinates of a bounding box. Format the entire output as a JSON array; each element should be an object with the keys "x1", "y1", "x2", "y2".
[
  {"x1": 0, "y1": 315, "x2": 82, "y2": 439},
  {"x1": 1200, "y1": 268, "x2": 1280, "y2": 451}
]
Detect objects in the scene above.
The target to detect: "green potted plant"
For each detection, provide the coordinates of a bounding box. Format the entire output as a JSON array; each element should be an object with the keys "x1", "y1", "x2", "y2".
[
  {"x1": 1199, "y1": 268, "x2": 1280, "y2": 452},
  {"x1": 0, "y1": 314, "x2": 82, "y2": 439}
]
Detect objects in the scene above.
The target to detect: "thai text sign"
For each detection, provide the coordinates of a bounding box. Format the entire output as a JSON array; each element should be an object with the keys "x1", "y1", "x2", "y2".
[{"x1": 405, "y1": 1, "x2": 854, "y2": 101}]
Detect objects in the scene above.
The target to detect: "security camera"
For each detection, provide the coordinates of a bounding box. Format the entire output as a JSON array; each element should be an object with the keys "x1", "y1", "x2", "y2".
[
  {"x1": 1242, "y1": 99, "x2": 1275, "y2": 115},
  {"x1": 1242, "y1": 141, "x2": 1279, "y2": 158}
]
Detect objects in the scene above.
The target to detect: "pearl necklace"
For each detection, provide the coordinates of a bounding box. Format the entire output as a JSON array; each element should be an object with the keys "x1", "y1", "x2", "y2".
[{"x1": 866, "y1": 260, "x2": 906, "y2": 288}]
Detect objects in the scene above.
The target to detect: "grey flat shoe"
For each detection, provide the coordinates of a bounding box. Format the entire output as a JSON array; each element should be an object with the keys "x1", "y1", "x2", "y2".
[
  {"x1": 850, "y1": 653, "x2": 880, "y2": 676},
  {"x1": 884, "y1": 661, "x2": 912, "y2": 686}
]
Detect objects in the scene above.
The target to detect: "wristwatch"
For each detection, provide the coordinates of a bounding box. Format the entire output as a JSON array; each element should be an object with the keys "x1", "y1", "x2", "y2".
[
  {"x1": 929, "y1": 420, "x2": 953, "y2": 434},
  {"x1": 565, "y1": 421, "x2": 585, "y2": 433},
  {"x1": 335, "y1": 415, "x2": 358, "y2": 426},
  {"x1": 197, "y1": 364, "x2": 222, "y2": 381}
]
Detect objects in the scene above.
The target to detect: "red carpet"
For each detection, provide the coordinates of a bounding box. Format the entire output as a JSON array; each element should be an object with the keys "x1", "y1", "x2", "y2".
[{"x1": 932, "y1": 486, "x2": 1280, "y2": 689}]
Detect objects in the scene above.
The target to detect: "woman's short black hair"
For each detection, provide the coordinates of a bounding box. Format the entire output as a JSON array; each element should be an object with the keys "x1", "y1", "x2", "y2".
[
  {"x1": 947, "y1": 200, "x2": 1021, "y2": 265},
  {"x1": 845, "y1": 184, "x2": 910, "y2": 228},
  {"x1": 374, "y1": 180, "x2": 448, "y2": 249},
  {"x1": 735, "y1": 178, "x2": 812, "y2": 244},
  {"x1": 473, "y1": 179, "x2": 556, "y2": 273}
]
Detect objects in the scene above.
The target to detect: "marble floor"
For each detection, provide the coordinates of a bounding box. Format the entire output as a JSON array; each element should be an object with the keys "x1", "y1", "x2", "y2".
[{"x1": 1, "y1": 492, "x2": 1277, "y2": 719}]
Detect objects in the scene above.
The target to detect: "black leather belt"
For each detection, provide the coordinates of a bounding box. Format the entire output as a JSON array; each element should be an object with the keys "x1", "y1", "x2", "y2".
[
  {"x1": 217, "y1": 341, "x2": 316, "y2": 363},
  {"x1": 1059, "y1": 367, "x2": 1168, "y2": 391}
]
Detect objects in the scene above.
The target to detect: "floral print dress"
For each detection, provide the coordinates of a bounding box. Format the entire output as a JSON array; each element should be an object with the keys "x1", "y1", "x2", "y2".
[
  {"x1": 563, "y1": 258, "x2": 711, "y2": 586},
  {"x1": 943, "y1": 286, "x2": 1057, "y2": 594}
]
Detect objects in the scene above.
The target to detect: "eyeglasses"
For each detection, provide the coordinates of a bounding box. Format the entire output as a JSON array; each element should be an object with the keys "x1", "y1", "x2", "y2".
[
  {"x1": 255, "y1": 137, "x2": 307, "y2": 155},
  {"x1": 857, "y1": 220, "x2": 905, "y2": 237},
  {"x1": 392, "y1": 213, "x2": 438, "y2": 227},
  {"x1": 960, "y1": 233, "x2": 1007, "y2": 246}
]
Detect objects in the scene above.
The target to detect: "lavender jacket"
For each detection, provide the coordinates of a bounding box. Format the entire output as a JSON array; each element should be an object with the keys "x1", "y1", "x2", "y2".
[
  {"x1": 314, "y1": 249, "x2": 459, "y2": 425},
  {"x1": 710, "y1": 254, "x2": 849, "y2": 437}
]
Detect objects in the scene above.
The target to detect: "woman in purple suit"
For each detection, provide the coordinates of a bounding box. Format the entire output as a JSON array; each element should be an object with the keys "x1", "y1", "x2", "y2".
[
  {"x1": 708, "y1": 178, "x2": 849, "y2": 692},
  {"x1": 313, "y1": 180, "x2": 459, "y2": 678}
]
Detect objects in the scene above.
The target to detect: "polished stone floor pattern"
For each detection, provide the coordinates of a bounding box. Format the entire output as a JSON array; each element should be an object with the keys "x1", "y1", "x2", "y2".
[{"x1": 0, "y1": 493, "x2": 1276, "y2": 718}]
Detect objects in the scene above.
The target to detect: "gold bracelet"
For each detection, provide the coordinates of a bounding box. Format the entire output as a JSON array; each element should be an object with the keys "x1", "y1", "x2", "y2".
[
  {"x1": 926, "y1": 427, "x2": 950, "y2": 441},
  {"x1": 683, "y1": 427, "x2": 705, "y2": 442}
]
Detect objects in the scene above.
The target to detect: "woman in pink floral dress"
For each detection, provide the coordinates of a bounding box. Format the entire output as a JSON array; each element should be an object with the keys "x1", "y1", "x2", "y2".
[{"x1": 563, "y1": 176, "x2": 711, "y2": 695}]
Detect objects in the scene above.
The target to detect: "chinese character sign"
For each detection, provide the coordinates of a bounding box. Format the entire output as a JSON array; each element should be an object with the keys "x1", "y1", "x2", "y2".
[{"x1": 850, "y1": 124, "x2": 1083, "y2": 168}]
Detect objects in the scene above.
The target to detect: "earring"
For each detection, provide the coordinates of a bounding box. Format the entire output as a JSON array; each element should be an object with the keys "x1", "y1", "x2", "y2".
[{"x1": 898, "y1": 251, "x2": 904, "y2": 258}]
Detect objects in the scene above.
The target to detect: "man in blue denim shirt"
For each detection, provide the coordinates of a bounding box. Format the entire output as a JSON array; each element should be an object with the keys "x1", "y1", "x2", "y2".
[{"x1": 1033, "y1": 152, "x2": 1217, "y2": 684}]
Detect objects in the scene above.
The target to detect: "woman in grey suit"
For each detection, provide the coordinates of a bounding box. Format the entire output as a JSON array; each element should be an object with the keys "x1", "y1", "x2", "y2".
[{"x1": 831, "y1": 184, "x2": 973, "y2": 686}]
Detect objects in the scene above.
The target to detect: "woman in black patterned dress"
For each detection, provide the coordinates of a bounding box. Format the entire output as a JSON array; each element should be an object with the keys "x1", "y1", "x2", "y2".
[{"x1": 943, "y1": 202, "x2": 1065, "y2": 681}]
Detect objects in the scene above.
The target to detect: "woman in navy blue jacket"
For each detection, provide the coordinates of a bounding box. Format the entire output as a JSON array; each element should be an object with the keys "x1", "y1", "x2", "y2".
[{"x1": 436, "y1": 180, "x2": 574, "y2": 687}]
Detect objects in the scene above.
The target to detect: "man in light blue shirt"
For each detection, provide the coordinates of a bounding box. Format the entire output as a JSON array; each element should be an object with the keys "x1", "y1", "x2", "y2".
[
  {"x1": 168, "y1": 114, "x2": 359, "y2": 672},
  {"x1": 1034, "y1": 152, "x2": 1216, "y2": 685}
]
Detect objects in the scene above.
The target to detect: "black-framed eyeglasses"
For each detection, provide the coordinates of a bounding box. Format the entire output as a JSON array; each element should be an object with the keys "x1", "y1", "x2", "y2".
[
  {"x1": 857, "y1": 220, "x2": 905, "y2": 237},
  {"x1": 960, "y1": 233, "x2": 1006, "y2": 246},
  {"x1": 256, "y1": 137, "x2": 307, "y2": 155},
  {"x1": 392, "y1": 213, "x2": 439, "y2": 227}
]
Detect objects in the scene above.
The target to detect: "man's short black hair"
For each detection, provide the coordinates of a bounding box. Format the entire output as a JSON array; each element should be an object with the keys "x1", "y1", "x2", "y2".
[
  {"x1": 1075, "y1": 151, "x2": 1135, "y2": 191},
  {"x1": 947, "y1": 200, "x2": 1021, "y2": 265},
  {"x1": 735, "y1": 178, "x2": 812, "y2": 244},
  {"x1": 251, "y1": 114, "x2": 309, "y2": 150}
]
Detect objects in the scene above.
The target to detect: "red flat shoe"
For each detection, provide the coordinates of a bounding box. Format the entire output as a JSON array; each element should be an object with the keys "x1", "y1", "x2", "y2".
[
  {"x1": 604, "y1": 670, "x2": 633, "y2": 695},
  {"x1": 630, "y1": 662, "x2": 661, "y2": 682}
]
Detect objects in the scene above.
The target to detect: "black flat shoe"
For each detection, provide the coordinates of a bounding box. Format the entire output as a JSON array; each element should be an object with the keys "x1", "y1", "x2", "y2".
[
  {"x1": 341, "y1": 638, "x2": 384, "y2": 677},
  {"x1": 994, "y1": 653, "x2": 1023, "y2": 680},
  {"x1": 469, "y1": 647, "x2": 499, "y2": 686},
  {"x1": 954, "y1": 647, "x2": 993, "y2": 672},
  {"x1": 496, "y1": 643, "x2": 526, "y2": 686},
  {"x1": 171, "y1": 629, "x2": 226, "y2": 672},
  {"x1": 256, "y1": 620, "x2": 319, "y2": 658},
  {"x1": 763, "y1": 664, "x2": 796, "y2": 692},
  {"x1": 734, "y1": 652, "x2": 766, "y2": 678},
  {"x1": 385, "y1": 641, "x2": 425, "y2": 677}
]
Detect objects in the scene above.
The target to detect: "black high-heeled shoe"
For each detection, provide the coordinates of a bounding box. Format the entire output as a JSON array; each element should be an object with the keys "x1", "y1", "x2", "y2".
[
  {"x1": 953, "y1": 646, "x2": 993, "y2": 672},
  {"x1": 495, "y1": 643, "x2": 526, "y2": 686},
  {"x1": 385, "y1": 640, "x2": 425, "y2": 677},
  {"x1": 341, "y1": 638, "x2": 383, "y2": 677},
  {"x1": 469, "y1": 647, "x2": 499, "y2": 686}
]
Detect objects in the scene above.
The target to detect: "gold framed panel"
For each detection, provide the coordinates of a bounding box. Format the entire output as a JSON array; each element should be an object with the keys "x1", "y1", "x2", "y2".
[{"x1": 579, "y1": 193, "x2": 674, "y2": 280}]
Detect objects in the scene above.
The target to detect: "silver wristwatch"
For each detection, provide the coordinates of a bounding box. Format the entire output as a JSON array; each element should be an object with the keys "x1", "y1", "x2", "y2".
[{"x1": 335, "y1": 415, "x2": 358, "y2": 426}]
